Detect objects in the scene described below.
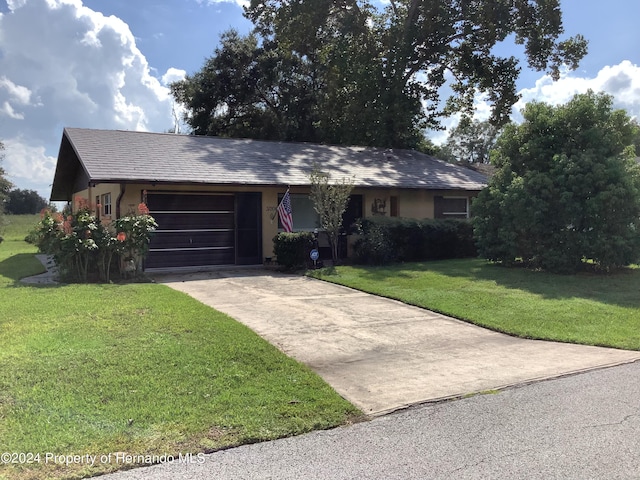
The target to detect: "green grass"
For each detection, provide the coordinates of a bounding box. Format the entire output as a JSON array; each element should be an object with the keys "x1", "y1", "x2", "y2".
[
  {"x1": 309, "y1": 259, "x2": 640, "y2": 350},
  {"x1": 1, "y1": 214, "x2": 41, "y2": 240},
  {"x1": 0, "y1": 216, "x2": 360, "y2": 480}
]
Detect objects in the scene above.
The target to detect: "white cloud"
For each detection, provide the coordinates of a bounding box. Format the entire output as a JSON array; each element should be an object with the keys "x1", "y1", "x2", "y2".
[
  {"x1": 3, "y1": 138, "x2": 57, "y2": 194},
  {"x1": 0, "y1": 76, "x2": 32, "y2": 104},
  {"x1": 0, "y1": 76, "x2": 33, "y2": 120},
  {"x1": 6, "y1": 0, "x2": 27, "y2": 8},
  {"x1": 514, "y1": 61, "x2": 640, "y2": 120},
  {"x1": 1, "y1": 101, "x2": 24, "y2": 120},
  {"x1": 161, "y1": 67, "x2": 187, "y2": 86},
  {"x1": 435, "y1": 61, "x2": 640, "y2": 144},
  {"x1": 472, "y1": 93, "x2": 493, "y2": 122},
  {"x1": 0, "y1": 0, "x2": 179, "y2": 198},
  {"x1": 195, "y1": 0, "x2": 249, "y2": 10}
]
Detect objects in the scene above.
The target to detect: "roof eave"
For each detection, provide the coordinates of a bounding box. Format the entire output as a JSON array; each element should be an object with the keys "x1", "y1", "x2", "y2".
[
  {"x1": 50, "y1": 129, "x2": 94, "y2": 201},
  {"x1": 82, "y1": 178, "x2": 486, "y2": 191}
]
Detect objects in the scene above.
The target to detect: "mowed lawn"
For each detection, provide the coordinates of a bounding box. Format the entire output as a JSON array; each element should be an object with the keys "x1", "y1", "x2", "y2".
[
  {"x1": 310, "y1": 260, "x2": 640, "y2": 351},
  {"x1": 0, "y1": 216, "x2": 360, "y2": 480}
]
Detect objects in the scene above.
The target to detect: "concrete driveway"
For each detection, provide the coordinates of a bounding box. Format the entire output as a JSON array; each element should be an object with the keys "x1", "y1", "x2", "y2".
[{"x1": 154, "y1": 269, "x2": 640, "y2": 415}]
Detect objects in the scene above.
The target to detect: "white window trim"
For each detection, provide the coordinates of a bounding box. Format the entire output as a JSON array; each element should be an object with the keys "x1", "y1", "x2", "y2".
[{"x1": 101, "y1": 193, "x2": 112, "y2": 216}]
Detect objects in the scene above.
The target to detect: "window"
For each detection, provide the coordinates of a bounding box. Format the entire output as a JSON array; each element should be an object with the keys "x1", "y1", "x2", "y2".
[
  {"x1": 101, "y1": 193, "x2": 112, "y2": 216},
  {"x1": 434, "y1": 196, "x2": 468, "y2": 219},
  {"x1": 278, "y1": 194, "x2": 319, "y2": 231},
  {"x1": 277, "y1": 193, "x2": 363, "y2": 232}
]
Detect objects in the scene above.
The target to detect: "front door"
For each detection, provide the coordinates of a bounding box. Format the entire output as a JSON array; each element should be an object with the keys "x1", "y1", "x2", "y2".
[{"x1": 235, "y1": 192, "x2": 262, "y2": 265}]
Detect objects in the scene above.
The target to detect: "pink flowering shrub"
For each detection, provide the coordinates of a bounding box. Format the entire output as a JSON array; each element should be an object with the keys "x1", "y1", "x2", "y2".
[
  {"x1": 32, "y1": 198, "x2": 156, "y2": 282},
  {"x1": 112, "y1": 202, "x2": 158, "y2": 276}
]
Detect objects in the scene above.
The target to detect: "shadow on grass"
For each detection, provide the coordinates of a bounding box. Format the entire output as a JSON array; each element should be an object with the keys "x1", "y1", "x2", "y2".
[
  {"x1": 0, "y1": 253, "x2": 46, "y2": 282},
  {"x1": 344, "y1": 258, "x2": 640, "y2": 309}
]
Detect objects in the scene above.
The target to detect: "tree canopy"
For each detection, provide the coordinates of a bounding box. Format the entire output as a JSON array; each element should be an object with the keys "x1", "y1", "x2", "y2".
[
  {"x1": 5, "y1": 188, "x2": 48, "y2": 215},
  {"x1": 0, "y1": 142, "x2": 12, "y2": 239},
  {"x1": 0, "y1": 142, "x2": 12, "y2": 208},
  {"x1": 439, "y1": 119, "x2": 500, "y2": 164},
  {"x1": 172, "y1": 0, "x2": 587, "y2": 149},
  {"x1": 472, "y1": 91, "x2": 640, "y2": 273}
]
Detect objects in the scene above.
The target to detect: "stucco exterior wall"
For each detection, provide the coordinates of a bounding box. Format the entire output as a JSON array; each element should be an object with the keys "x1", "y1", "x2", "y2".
[
  {"x1": 358, "y1": 188, "x2": 432, "y2": 219},
  {"x1": 71, "y1": 184, "x2": 120, "y2": 224},
  {"x1": 70, "y1": 182, "x2": 478, "y2": 265}
]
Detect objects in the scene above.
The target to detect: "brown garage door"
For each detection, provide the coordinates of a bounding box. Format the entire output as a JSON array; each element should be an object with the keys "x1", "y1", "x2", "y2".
[{"x1": 145, "y1": 192, "x2": 235, "y2": 269}]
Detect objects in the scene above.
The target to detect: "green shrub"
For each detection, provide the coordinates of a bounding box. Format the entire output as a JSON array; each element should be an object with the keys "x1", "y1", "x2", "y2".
[
  {"x1": 351, "y1": 217, "x2": 397, "y2": 265},
  {"x1": 273, "y1": 232, "x2": 315, "y2": 270},
  {"x1": 473, "y1": 92, "x2": 640, "y2": 273},
  {"x1": 24, "y1": 230, "x2": 39, "y2": 245},
  {"x1": 353, "y1": 217, "x2": 477, "y2": 265}
]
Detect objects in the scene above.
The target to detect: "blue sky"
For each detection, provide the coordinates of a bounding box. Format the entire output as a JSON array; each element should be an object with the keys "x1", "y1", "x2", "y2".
[{"x1": 0, "y1": 0, "x2": 639, "y2": 199}]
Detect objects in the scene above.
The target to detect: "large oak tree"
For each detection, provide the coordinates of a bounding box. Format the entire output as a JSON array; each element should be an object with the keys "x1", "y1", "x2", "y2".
[{"x1": 172, "y1": 0, "x2": 587, "y2": 149}]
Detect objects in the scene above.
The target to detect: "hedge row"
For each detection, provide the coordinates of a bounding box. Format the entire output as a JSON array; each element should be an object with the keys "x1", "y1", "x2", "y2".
[
  {"x1": 352, "y1": 217, "x2": 477, "y2": 265},
  {"x1": 272, "y1": 218, "x2": 477, "y2": 269},
  {"x1": 272, "y1": 232, "x2": 316, "y2": 270}
]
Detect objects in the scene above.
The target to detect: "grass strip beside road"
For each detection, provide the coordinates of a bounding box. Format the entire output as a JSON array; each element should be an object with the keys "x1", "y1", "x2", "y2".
[
  {"x1": 309, "y1": 259, "x2": 640, "y2": 351},
  {"x1": 0, "y1": 215, "x2": 360, "y2": 480}
]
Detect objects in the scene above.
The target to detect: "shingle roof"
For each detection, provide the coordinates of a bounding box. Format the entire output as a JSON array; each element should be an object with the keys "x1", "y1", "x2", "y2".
[{"x1": 52, "y1": 128, "x2": 487, "y2": 200}]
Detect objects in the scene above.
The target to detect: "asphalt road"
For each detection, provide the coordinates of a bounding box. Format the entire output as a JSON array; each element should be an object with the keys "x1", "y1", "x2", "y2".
[{"x1": 101, "y1": 360, "x2": 640, "y2": 480}]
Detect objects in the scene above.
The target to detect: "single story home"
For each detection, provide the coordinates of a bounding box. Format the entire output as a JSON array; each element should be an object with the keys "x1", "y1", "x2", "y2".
[{"x1": 50, "y1": 128, "x2": 487, "y2": 270}]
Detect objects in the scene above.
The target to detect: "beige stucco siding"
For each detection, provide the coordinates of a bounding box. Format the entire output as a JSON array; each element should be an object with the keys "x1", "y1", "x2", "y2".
[
  {"x1": 359, "y1": 189, "x2": 433, "y2": 219},
  {"x1": 70, "y1": 183, "x2": 479, "y2": 265},
  {"x1": 70, "y1": 184, "x2": 120, "y2": 224},
  {"x1": 358, "y1": 189, "x2": 477, "y2": 220},
  {"x1": 262, "y1": 187, "x2": 280, "y2": 259},
  {"x1": 72, "y1": 188, "x2": 90, "y2": 206}
]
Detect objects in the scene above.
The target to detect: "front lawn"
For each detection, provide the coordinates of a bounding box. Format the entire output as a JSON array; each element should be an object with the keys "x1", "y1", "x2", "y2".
[
  {"x1": 309, "y1": 260, "x2": 640, "y2": 350},
  {"x1": 0, "y1": 216, "x2": 360, "y2": 480}
]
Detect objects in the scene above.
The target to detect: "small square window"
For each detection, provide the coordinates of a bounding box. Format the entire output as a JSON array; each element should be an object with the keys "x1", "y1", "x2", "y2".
[{"x1": 101, "y1": 193, "x2": 112, "y2": 216}]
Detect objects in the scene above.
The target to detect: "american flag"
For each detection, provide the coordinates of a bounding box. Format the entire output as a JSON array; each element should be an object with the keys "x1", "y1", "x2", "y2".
[{"x1": 277, "y1": 190, "x2": 294, "y2": 232}]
